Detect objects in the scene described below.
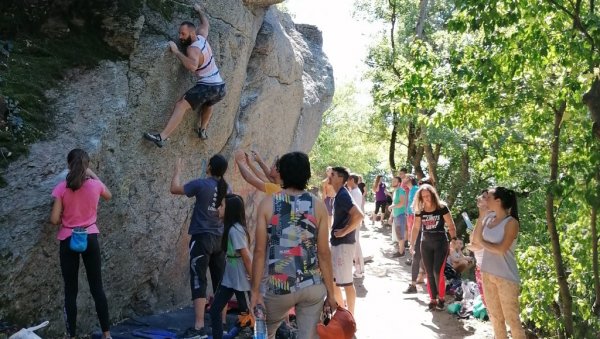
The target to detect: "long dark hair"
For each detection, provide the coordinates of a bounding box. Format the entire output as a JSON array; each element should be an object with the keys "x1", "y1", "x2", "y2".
[
  {"x1": 492, "y1": 186, "x2": 519, "y2": 221},
  {"x1": 221, "y1": 194, "x2": 249, "y2": 252},
  {"x1": 208, "y1": 154, "x2": 228, "y2": 208},
  {"x1": 66, "y1": 148, "x2": 90, "y2": 191}
]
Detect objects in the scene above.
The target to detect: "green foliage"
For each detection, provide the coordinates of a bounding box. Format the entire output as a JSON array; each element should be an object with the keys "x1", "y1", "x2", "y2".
[
  {"x1": 354, "y1": 0, "x2": 600, "y2": 336},
  {"x1": 0, "y1": 29, "x2": 122, "y2": 186},
  {"x1": 309, "y1": 83, "x2": 386, "y2": 188}
]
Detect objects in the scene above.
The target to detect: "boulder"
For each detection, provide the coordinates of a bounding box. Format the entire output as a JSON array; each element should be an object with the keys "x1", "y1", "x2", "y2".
[{"x1": 0, "y1": 2, "x2": 333, "y2": 336}]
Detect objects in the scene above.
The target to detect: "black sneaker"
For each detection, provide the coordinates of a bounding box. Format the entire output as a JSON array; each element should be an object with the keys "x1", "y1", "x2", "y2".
[
  {"x1": 405, "y1": 258, "x2": 412, "y2": 266},
  {"x1": 428, "y1": 300, "x2": 437, "y2": 311},
  {"x1": 436, "y1": 300, "x2": 445, "y2": 311},
  {"x1": 403, "y1": 284, "x2": 417, "y2": 294},
  {"x1": 143, "y1": 132, "x2": 165, "y2": 148},
  {"x1": 196, "y1": 127, "x2": 208, "y2": 140},
  {"x1": 181, "y1": 327, "x2": 209, "y2": 339}
]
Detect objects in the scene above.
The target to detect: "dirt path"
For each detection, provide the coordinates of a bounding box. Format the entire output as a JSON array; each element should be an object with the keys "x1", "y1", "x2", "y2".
[{"x1": 352, "y1": 216, "x2": 493, "y2": 339}]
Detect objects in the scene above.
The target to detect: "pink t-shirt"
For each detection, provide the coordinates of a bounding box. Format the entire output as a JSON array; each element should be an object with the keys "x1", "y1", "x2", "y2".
[{"x1": 51, "y1": 178, "x2": 106, "y2": 240}]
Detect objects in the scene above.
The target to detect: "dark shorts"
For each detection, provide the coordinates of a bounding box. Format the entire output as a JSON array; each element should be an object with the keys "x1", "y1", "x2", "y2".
[
  {"x1": 183, "y1": 83, "x2": 227, "y2": 111},
  {"x1": 375, "y1": 200, "x2": 387, "y2": 214},
  {"x1": 189, "y1": 233, "x2": 225, "y2": 300}
]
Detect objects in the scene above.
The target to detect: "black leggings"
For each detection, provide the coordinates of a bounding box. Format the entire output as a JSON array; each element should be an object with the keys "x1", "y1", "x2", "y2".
[
  {"x1": 209, "y1": 286, "x2": 250, "y2": 339},
  {"x1": 420, "y1": 237, "x2": 449, "y2": 301},
  {"x1": 60, "y1": 234, "x2": 110, "y2": 337},
  {"x1": 411, "y1": 231, "x2": 423, "y2": 282}
]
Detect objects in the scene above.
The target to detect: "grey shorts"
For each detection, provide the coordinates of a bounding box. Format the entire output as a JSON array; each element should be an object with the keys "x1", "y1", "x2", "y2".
[{"x1": 183, "y1": 82, "x2": 226, "y2": 111}]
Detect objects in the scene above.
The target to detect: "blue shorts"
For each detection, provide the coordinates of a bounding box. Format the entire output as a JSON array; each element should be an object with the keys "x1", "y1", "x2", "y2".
[{"x1": 394, "y1": 214, "x2": 407, "y2": 239}]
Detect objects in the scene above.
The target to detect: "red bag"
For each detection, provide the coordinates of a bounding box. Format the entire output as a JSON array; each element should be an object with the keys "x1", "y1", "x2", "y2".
[{"x1": 316, "y1": 306, "x2": 356, "y2": 339}]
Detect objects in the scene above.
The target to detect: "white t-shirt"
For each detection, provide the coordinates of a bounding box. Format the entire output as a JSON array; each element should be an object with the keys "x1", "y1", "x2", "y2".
[{"x1": 349, "y1": 187, "x2": 363, "y2": 211}]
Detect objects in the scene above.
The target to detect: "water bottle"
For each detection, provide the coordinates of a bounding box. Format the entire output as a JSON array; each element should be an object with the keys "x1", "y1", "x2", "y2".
[
  {"x1": 254, "y1": 304, "x2": 268, "y2": 339},
  {"x1": 462, "y1": 212, "x2": 474, "y2": 233}
]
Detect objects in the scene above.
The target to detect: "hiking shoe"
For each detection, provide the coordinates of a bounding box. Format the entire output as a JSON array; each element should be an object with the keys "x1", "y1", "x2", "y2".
[
  {"x1": 181, "y1": 327, "x2": 209, "y2": 339},
  {"x1": 428, "y1": 300, "x2": 437, "y2": 311},
  {"x1": 403, "y1": 284, "x2": 417, "y2": 294},
  {"x1": 196, "y1": 127, "x2": 208, "y2": 140},
  {"x1": 143, "y1": 132, "x2": 165, "y2": 148},
  {"x1": 436, "y1": 300, "x2": 445, "y2": 310}
]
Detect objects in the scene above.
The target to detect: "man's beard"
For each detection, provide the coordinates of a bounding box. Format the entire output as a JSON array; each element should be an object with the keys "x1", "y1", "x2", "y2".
[{"x1": 180, "y1": 37, "x2": 193, "y2": 53}]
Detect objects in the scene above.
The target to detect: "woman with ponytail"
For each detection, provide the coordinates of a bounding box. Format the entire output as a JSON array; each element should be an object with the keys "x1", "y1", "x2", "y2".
[
  {"x1": 170, "y1": 154, "x2": 229, "y2": 338},
  {"x1": 49, "y1": 149, "x2": 112, "y2": 339},
  {"x1": 472, "y1": 187, "x2": 526, "y2": 339}
]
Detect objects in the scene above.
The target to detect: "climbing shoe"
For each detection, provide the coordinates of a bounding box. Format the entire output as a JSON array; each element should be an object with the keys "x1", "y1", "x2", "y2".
[
  {"x1": 143, "y1": 132, "x2": 165, "y2": 148},
  {"x1": 196, "y1": 127, "x2": 208, "y2": 140}
]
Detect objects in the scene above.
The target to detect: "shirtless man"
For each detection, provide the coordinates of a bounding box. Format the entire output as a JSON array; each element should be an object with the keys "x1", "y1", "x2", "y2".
[
  {"x1": 321, "y1": 166, "x2": 336, "y2": 227},
  {"x1": 144, "y1": 4, "x2": 226, "y2": 147}
]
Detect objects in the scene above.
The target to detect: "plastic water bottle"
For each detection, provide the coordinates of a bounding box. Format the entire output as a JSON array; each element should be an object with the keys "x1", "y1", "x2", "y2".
[
  {"x1": 254, "y1": 304, "x2": 268, "y2": 339},
  {"x1": 462, "y1": 212, "x2": 474, "y2": 233}
]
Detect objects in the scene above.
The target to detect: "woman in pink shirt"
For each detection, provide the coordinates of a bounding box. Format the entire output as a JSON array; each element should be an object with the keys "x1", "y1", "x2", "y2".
[{"x1": 50, "y1": 149, "x2": 112, "y2": 339}]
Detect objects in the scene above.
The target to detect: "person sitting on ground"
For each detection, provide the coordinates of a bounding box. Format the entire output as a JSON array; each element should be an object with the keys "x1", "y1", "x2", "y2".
[
  {"x1": 144, "y1": 4, "x2": 226, "y2": 147},
  {"x1": 234, "y1": 150, "x2": 281, "y2": 194},
  {"x1": 250, "y1": 152, "x2": 337, "y2": 338},
  {"x1": 447, "y1": 239, "x2": 474, "y2": 274}
]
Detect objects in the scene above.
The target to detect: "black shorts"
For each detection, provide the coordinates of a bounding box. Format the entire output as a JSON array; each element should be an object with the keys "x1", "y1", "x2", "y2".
[
  {"x1": 189, "y1": 233, "x2": 225, "y2": 300},
  {"x1": 375, "y1": 200, "x2": 387, "y2": 214},
  {"x1": 183, "y1": 83, "x2": 226, "y2": 111}
]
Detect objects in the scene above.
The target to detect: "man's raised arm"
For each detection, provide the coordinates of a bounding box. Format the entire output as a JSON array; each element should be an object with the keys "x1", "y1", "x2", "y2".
[{"x1": 194, "y1": 4, "x2": 210, "y2": 38}]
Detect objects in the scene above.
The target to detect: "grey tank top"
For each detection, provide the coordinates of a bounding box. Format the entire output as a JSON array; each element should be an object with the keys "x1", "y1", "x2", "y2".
[{"x1": 481, "y1": 216, "x2": 520, "y2": 283}]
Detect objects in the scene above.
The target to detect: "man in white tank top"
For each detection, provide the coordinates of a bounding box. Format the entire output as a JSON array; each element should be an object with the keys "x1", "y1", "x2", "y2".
[{"x1": 144, "y1": 3, "x2": 226, "y2": 147}]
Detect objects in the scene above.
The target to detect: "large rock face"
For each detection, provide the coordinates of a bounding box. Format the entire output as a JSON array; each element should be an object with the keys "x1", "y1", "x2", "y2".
[{"x1": 0, "y1": 1, "x2": 333, "y2": 335}]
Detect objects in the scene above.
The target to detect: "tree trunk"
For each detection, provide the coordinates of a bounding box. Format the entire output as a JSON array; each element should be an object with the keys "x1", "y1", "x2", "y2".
[
  {"x1": 446, "y1": 148, "x2": 470, "y2": 209},
  {"x1": 424, "y1": 143, "x2": 439, "y2": 186},
  {"x1": 593, "y1": 204, "x2": 600, "y2": 316},
  {"x1": 546, "y1": 102, "x2": 574, "y2": 337},
  {"x1": 389, "y1": 110, "x2": 398, "y2": 174},
  {"x1": 582, "y1": 75, "x2": 600, "y2": 140},
  {"x1": 415, "y1": 0, "x2": 430, "y2": 39}
]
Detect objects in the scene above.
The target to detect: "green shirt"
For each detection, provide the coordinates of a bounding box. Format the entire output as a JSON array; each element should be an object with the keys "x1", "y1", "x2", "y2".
[{"x1": 393, "y1": 189, "x2": 406, "y2": 217}]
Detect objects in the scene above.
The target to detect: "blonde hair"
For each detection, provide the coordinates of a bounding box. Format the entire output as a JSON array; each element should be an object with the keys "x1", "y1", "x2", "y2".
[{"x1": 412, "y1": 184, "x2": 446, "y2": 214}]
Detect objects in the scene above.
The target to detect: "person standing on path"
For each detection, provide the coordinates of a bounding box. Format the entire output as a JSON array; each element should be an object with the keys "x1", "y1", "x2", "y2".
[
  {"x1": 170, "y1": 154, "x2": 229, "y2": 338},
  {"x1": 409, "y1": 184, "x2": 457, "y2": 310},
  {"x1": 389, "y1": 176, "x2": 407, "y2": 257},
  {"x1": 144, "y1": 4, "x2": 226, "y2": 147},
  {"x1": 50, "y1": 149, "x2": 112, "y2": 339},
  {"x1": 250, "y1": 152, "x2": 337, "y2": 339},
  {"x1": 329, "y1": 167, "x2": 364, "y2": 315},
  {"x1": 372, "y1": 175, "x2": 387, "y2": 226},
  {"x1": 322, "y1": 166, "x2": 336, "y2": 228},
  {"x1": 347, "y1": 174, "x2": 365, "y2": 278},
  {"x1": 472, "y1": 187, "x2": 526, "y2": 339}
]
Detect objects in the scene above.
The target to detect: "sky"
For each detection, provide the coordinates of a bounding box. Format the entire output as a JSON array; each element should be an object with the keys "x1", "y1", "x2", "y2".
[{"x1": 285, "y1": 0, "x2": 382, "y2": 95}]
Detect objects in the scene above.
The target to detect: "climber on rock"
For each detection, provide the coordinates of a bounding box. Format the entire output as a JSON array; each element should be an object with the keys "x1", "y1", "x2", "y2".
[{"x1": 144, "y1": 3, "x2": 226, "y2": 147}]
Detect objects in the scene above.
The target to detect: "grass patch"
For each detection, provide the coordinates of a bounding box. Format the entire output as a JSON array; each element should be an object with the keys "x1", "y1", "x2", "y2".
[{"x1": 0, "y1": 28, "x2": 123, "y2": 186}]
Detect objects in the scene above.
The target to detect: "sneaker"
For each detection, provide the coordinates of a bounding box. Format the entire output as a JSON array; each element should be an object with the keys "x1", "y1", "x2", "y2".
[
  {"x1": 181, "y1": 327, "x2": 209, "y2": 339},
  {"x1": 143, "y1": 132, "x2": 165, "y2": 148},
  {"x1": 403, "y1": 284, "x2": 417, "y2": 294},
  {"x1": 196, "y1": 127, "x2": 208, "y2": 140},
  {"x1": 405, "y1": 258, "x2": 412, "y2": 266},
  {"x1": 391, "y1": 251, "x2": 402, "y2": 258},
  {"x1": 353, "y1": 272, "x2": 364, "y2": 279},
  {"x1": 436, "y1": 300, "x2": 445, "y2": 310}
]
